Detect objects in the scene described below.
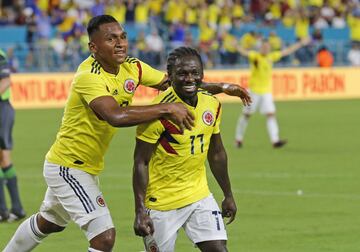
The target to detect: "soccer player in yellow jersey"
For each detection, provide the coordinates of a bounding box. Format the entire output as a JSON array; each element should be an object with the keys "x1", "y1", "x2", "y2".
[
  {"x1": 235, "y1": 38, "x2": 310, "y2": 148},
  {"x1": 133, "y1": 47, "x2": 236, "y2": 251},
  {"x1": 5, "y1": 15, "x2": 250, "y2": 252}
]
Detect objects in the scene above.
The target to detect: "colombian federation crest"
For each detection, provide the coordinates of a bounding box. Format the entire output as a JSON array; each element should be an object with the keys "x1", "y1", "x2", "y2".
[
  {"x1": 96, "y1": 195, "x2": 106, "y2": 207},
  {"x1": 124, "y1": 79, "x2": 136, "y2": 94},
  {"x1": 202, "y1": 110, "x2": 214, "y2": 126}
]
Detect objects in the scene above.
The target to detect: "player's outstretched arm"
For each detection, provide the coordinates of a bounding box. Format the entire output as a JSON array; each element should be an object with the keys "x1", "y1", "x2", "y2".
[
  {"x1": 237, "y1": 46, "x2": 251, "y2": 57},
  {"x1": 281, "y1": 37, "x2": 311, "y2": 57},
  {"x1": 89, "y1": 96, "x2": 194, "y2": 132},
  {"x1": 207, "y1": 133, "x2": 237, "y2": 224},
  {"x1": 132, "y1": 139, "x2": 157, "y2": 237},
  {"x1": 200, "y1": 82, "x2": 252, "y2": 106}
]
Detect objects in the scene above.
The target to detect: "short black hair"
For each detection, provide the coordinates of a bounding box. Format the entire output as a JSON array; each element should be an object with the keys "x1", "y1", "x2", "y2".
[
  {"x1": 166, "y1": 47, "x2": 203, "y2": 76},
  {"x1": 87, "y1": 15, "x2": 118, "y2": 37}
]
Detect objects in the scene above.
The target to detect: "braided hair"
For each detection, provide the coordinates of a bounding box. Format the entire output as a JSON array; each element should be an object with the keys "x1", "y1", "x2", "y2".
[{"x1": 166, "y1": 47, "x2": 203, "y2": 77}]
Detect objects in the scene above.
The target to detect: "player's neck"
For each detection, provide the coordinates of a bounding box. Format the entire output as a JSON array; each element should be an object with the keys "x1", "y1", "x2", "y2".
[
  {"x1": 179, "y1": 94, "x2": 198, "y2": 107},
  {"x1": 94, "y1": 55, "x2": 119, "y2": 75}
]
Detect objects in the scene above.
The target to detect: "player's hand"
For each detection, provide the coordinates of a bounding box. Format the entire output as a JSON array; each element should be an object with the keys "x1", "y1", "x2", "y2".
[
  {"x1": 164, "y1": 103, "x2": 195, "y2": 133},
  {"x1": 221, "y1": 196, "x2": 237, "y2": 225},
  {"x1": 223, "y1": 84, "x2": 252, "y2": 106},
  {"x1": 134, "y1": 211, "x2": 154, "y2": 237}
]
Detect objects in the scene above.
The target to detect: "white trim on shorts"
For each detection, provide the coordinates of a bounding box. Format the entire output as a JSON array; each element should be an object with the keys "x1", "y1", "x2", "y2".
[{"x1": 40, "y1": 160, "x2": 114, "y2": 240}]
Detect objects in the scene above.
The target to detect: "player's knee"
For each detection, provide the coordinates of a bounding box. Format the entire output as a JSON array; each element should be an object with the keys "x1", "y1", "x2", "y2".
[
  {"x1": 89, "y1": 228, "x2": 116, "y2": 252},
  {"x1": 197, "y1": 240, "x2": 227, "y2": 252},
  {"x1": 244, "y1": 113, "x2": 251, "y2": 119},
  {"x1": 37, "y1": 214, "x2": 66, "y2": 234}
]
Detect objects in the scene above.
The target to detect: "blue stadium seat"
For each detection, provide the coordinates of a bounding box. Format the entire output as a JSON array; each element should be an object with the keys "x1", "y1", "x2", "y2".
[{"x1": 0, "y1": 26, "x2": 27, "y2": 43}]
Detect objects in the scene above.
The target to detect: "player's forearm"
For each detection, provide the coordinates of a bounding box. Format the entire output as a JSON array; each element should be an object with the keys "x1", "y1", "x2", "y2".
[
  {"x1": 208, "y1": 151, "x2": 233, "y2": 198},
  {"x1": 200, "y1": 82, "x2": 235, "y2": 95},
  {"x1": 108, "y1": 104, "x2": 174, "y2": 127},
  {"x1": 133, "y1": 163, "x2": 149, "y2": 213}
]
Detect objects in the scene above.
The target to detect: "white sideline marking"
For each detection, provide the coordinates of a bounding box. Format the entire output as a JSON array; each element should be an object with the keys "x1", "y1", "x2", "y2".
[{"x1": 234, "y1": 189, "x2": 360, "y2": 200}]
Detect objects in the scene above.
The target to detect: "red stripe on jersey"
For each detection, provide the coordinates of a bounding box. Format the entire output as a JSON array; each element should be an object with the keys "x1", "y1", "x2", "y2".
[
  {"x1": 136, "y1": 61, "x2": 142, "y2": 84},
  {"x1": 159, "y1": 138, "x2": 178, "y2": 154},
  {"x1": 160, "y1": 119, "x2": 182, "y2": 134},
  {"x1": 214, "y1": 103, "x2": 221, "y2": 127}
]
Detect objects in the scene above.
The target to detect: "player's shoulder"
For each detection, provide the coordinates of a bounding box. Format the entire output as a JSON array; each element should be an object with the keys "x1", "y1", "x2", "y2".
[
  {"x1": 76, "y1": 55, "x2": 102, "y2": 76},
  {"x1": 153, "y1": 87, "x2": 178, "y2": 104},
  {"x1": 74, "y1": 56, "x2": 103, "y2": 84},
  {"x1": 124, "y1": 56, "x2": 141, "y2": 64},
  {"x1": 198, "y1": 89, "x2": 219, "y2": 102}
]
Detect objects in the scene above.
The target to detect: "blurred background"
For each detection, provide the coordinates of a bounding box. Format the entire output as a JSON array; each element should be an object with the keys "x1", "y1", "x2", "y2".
[
  {"x1": 1, "y1": 0, "x2": 360, "y2": 72},
  {"x1": 0, "y1": 1, "x2": 360, "y2": 252}
]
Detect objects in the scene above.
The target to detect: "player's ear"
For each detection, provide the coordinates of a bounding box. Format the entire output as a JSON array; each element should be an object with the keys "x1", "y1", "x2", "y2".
[{"x1": 88, "y1": 41, "x2": 97, "y2": 53}]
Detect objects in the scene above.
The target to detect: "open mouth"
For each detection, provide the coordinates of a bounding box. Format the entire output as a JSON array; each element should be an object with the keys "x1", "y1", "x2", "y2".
[
  {"x1": 114, "y1": 49, "x2": 126, "y2": 56},
  {"x1": 183, "y1": 85, "x2": 197, "y2": 92}
]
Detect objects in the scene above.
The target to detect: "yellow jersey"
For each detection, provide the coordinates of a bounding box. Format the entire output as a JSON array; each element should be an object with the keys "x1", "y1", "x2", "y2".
[
  {"x1": 248, "y1": 51, "x2": 282, "y2": 94},
  {"x1": 46, "y1": 55, "x2": 164, "y2": 175},
  {"x1": 136, "y1": 87, "x2": 222, "y2": 211}
]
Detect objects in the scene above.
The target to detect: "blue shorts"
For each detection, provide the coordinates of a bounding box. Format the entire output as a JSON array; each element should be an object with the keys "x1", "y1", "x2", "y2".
[{"x1": 0, "y1": 100, "x2": 14, "y2": 150}]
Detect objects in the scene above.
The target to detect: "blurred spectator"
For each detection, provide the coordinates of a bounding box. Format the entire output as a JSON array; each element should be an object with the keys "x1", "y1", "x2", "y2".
[
  {"x1": 313, "y1": 11, "x2": 329, "y2": 29},
  {"x1": 320, "y1": 0, "x2": 335, "y2": 23},
  {"x1": 24, "y1": 9, "x2": 37, "y2": 51},
  {"x1": 347, "y1": 10, "x2": 360, "y2": 45},
  {"x1": 105, "y1": 0, "x2": 126, "y2": 24},
  {"x1": 347, "y1": 43, "x2": 360, "y2": 66},
  {"x1": 295, "y1": 9, "x2": 310, "y2": 39},
  {"x1": 64, "y1": 26, "x2": 84, "y2": 69},
  {"x1": 184, "y1": 1, "x2": 198, "y2": 27},
  {"x1": 164, "y1": 0, "x2": 185, "y2": 24},
  {"x1": 135, "y1": 30, "x2": 148, "y2": 63},
  {"x1": 312, "y1": 28, "x2": 323, "y2": 42},
  {"x1": 218, "y1": 4, "x2": 232, "y2": 31},
  {"x1": 268, "y1": 31, "x2": 282, "y2": 51},
  {"x1": 207, "y1": 1, "x2": 220, "y2": 30},
  {"x1": 198, "y1": 19, "x2": 217, "y2": 67},
  {"x1": 169, "y1": 23, "x2": 186, "y2": 49},
  {"x1": 50, "y1": 32, "x2": 66, "y2": 69},
  {"x1": 316, "y1": 46, "x2": 334, "y2": 67},
  {"x1": 220, "y1": 30, "x2": 238, "y2": 65},
  {"x1": 6, "y1": 48, "x2": 19, "y2": 73},
  {"x1": 90, "y1": 0, "x2": 105, "y2": 17},
  {"x1": 332, "y1": 10, "x2": 346, "y2": 28},
  {"x1": 134, "y1": 0, "x2": 149, "y2": 31},
  {"x1": 240, "y1": 31, "x2": 259, "y2": 50},
  {"x1": 232, "y1": 0, "x2": 245, "y2": 22},
  {"x1": 36, "y1": 10, "x2": 52, "y2": 71},
  {"x1": 145, "y1": 29, "x2": 164, "y2": 67},
  {"x1": 125, "y1": 0, "x2": 136, "y2": 22},
  {"x1": 282, "y1": 9, "x2": 295, "y2": 28}
]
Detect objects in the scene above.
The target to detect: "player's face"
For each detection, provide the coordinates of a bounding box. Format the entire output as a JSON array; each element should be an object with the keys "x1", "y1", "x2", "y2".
[
  {"x1": 260, "y1": 42, "x2": 271, "y2": 55},
  {"x1": 89, "y1": 22, "x2": 128, "y2": 65},
  {"x1": 171, "y1": 55, "x2": 203, "y2": 102}
]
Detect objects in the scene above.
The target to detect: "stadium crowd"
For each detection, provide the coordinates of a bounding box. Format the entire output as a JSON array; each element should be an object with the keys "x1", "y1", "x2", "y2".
[{"x1": 1, "y1": 0, "x2": 360, "y2": 71}]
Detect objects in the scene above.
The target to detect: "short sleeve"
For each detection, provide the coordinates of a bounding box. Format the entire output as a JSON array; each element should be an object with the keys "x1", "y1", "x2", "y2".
[
  {"x1": 248, "y1": 51, "x2": 258, "y2": 62},
  {"x1": 270, "y1": 51, "x2": 282, "y2": 62},
  {"x1": 73, "y1": 72, "x2": 111, "y2": 104},
  {"x1": 213, "y1": 103, "x2": 222, "y2": 134},
  {"x1": 138, "y1": 60, "x2": 165, "y2": 87},
  {"x1": 136, "y1": 120, "x2": 164, "y2": 144}
]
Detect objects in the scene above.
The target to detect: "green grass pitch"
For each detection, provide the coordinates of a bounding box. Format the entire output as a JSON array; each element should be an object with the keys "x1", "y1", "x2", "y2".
[{"x1": 1, "y1": 99, "x2": 359, "y2": 251}]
